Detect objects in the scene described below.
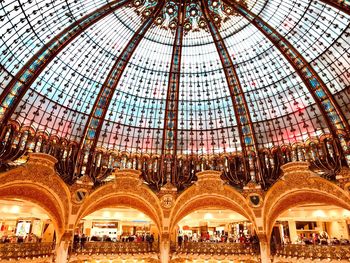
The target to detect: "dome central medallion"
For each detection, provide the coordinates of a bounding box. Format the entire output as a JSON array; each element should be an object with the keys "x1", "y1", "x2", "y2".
[{"x1": 132, "y1": 0, "x2": 247, "y2": 33}]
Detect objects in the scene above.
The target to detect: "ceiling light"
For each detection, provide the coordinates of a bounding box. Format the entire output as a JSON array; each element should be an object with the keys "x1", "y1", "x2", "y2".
[{"x1": 204, "y1": 213, "x2": 213, "y2": 220}]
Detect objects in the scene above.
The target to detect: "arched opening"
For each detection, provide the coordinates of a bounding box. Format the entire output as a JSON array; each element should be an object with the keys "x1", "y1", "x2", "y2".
[
  {"x1": 0, "y1": 183, "x2": 65, "y2": 233},
  {"x1": 72, "y1": 175, "x2": 163, "y2": 263},
  {"x1": 176, "y1": 208, "x2": 257, "y2": 244},
  {"x1": 267, "y1": 191, "x2": 350, "y2": 261},
  {"x1": 71, "y1": 205, "x2": 161, "y2": 262},
  {"x1": 0, "y1": 198, "x2": 58, "y2": 261},
  {"x1": 171, "y1": 202, "x2": 259, "y2": 262}
]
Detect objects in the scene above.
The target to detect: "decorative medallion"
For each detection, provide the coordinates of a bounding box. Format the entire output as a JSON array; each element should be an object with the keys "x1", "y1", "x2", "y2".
[
  {"x1": 247, "y1": 193, "x2": 262, "y2": 207},
  {"x1": 73, "y1": 189, "x2": 89, "y2": 204},
  {"x1": 132, "y1": 0, "x2": 247, "y2": 33},
  {"x1": 160, "y1": 194, "x2": 175, "y2": 209}
]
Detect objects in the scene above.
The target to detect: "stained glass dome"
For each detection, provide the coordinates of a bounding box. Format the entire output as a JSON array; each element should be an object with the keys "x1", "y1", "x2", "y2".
[{"x1": 0, "y1": 0, "x2": 350, "y2": 189}]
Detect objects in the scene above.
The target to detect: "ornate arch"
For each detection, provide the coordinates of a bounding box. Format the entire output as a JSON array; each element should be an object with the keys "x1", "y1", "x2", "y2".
[
  {"x1": 169, "y1": 171, "x2": 257, "y2": 231},
  {"x1": 0, "y1": 153, "x2": 71, "y2": 236},
  {"x1": 0, "y1": 184, "x2": 63, "y2": 233},
  {"x1": 75, "y1": 170, "x2": 163, "y2": 231},
  {"x1": 263, "y1": 162, "x2": 350, "y2": 239}
]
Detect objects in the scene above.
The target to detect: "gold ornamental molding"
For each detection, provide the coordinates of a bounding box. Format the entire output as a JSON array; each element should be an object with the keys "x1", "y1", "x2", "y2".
[
  {"x1": 112, "y1": 168, "x2": 143, "y2": 179},
  {"x1": 74, "y1": 169, "x2": 163, "y2": 231},
  {"x1": 170, "y1": 255, "x2": 259, "y2": 262},
  {"x1": 280, "y1": 161, "x2": 309, "y2": 174},
  {"x1": 69, "y1": 256, "x2": 160, "y2": 263},
  {"x1": 263, "y1": 161, "x2": 350, "y2": 239},
  {"x1": 336, "y1": 167, "x2": 350, "y2": 190},
  {"x1": 0, "y1": 153, "x2": 71, "y2": 237},
  {"x1": 196, "y1": 170, "x2": 222, "y2": 181},
  {"x1": 27, "y1": 152, "x2": 58, "y2": 167},
  {"x1": 169, "y1": 170, "x2": 257, "y2": 232}
]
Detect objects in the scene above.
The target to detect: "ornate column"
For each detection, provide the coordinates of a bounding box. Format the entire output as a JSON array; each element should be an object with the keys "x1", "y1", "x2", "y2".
[
  {"x1": 243, "y1": 182, "x2": 269, "y2": 263},
  {"x1": 258, "y1": 235, "x2": 271, "y2": 263},
  {"x1": 55, "y1": 231, "x2": 73, "y2": 263},
  {"x1": 158, "y1": 183, "x2": 177, "y2": 263},
  {"x1": 160, "y1": 233, "x2": 171, "y2": 263}
]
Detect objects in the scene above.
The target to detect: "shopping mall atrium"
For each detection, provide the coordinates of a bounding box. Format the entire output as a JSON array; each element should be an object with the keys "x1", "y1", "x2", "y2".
[{"x1": 1, "y1": 0, "x2": 350, "y2": 262}]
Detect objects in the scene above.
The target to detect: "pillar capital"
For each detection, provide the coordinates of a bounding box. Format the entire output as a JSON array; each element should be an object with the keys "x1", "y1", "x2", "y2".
[{"x1": 59, "y1": 230, "x2": 74, "y2": 244}]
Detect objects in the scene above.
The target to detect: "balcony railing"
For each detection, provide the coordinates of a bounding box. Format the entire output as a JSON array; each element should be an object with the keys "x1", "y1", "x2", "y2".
[
  {"x1": 0, "y1": 242, "x2": 55, "y2": 260},
  {"x1": 72, "y1": 241, "x2": 157, "y2": 255},
  {"x1": 176, "y1": 242, "x2": 259, "y2": 255},
  {"x1": 1, "y1": 121, "x2": 349, "y2": 191},
  {"x1": 275, "y1": 244, "x2": 350, "y2": 260}
]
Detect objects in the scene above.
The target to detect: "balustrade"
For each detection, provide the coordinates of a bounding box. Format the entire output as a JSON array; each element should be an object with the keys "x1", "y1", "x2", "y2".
[
  {"x1": 0, "y1": 121, "x2": 349, "y2": 190},
  {"x1": 0, "y1": 242, "x2": 55, "y2": 260},
  {"x1": 275, "y1": 244, "x2": 350, "y2": 260},
  {"x1": 176, "y1": 242, "x2": 259, "y2": 255},
  {"x1": 72, "y1": 242, "x2": 157, "y2": 255}
]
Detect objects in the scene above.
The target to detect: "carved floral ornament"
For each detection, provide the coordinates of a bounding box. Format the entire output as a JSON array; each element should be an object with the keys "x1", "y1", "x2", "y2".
[
  {"x1": 72, "y1": 169, "x2": 164, "y2": 230},
  {"x1": 263, "y1": 161, "x2": 350, "y2": 238},
  {"x1": 2, "y1": 153, "x2": 350, "y2": 251},
  {"x1": 168, "y1": 170, "x2": 257, "y2": 231},
  {"x1": 161, "y1": 194, "x2": 175, "y2": 209}
]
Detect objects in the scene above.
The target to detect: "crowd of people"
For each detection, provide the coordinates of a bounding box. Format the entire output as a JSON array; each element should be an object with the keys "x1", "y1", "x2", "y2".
[
  {"x1": 290, "y1": 233, "x2": 350, "y2": 245},
  {"x1": 0, "y1": 233, "x2": 41, "y2": 243},
  {"x1": 277, "y1": 230, "x2": 350, "y2": 246},
  {"x1": 177, "y1": 232, "x2": 259, "y2": 247},
  {"x1": 73, "y1": 233, "x2": 155, "y2": 251}
]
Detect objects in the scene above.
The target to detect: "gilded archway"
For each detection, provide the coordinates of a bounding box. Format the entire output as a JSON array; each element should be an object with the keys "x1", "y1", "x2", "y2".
[
  {"x1": 169, "y1": 171, "x2": 257, "y2": 231},
  {"x1": 0, "y1": 153, "x2": 71, "y2": 237},
  {"x1": 75, "y1": 169, "x2": 163, "y2": 231},
  {"x1": 263, "y1": 162, "x2": 350, "y2": 239}
]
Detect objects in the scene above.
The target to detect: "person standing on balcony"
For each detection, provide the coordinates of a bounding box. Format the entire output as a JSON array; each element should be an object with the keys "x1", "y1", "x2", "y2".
[
  {"x1": 80, "y1": 234, "x2": 86, "y2": 250},
  {"x1": 178, "y1": 235, "x2": 183, "y2": 248},
  {"x1": 146, "y1": 233, "x2": 154, "y2": 251},
  {"x1": 150, "y1": 233, "x2": 154, "y2": 251}
]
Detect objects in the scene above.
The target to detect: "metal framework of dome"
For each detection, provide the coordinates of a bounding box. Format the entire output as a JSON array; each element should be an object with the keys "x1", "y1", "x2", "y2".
[{"x1": 0, "y1": 0, "x2": 349, "y2": 190}]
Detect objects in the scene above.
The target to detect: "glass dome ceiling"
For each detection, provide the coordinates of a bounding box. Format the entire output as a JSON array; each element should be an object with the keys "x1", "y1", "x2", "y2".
[{"x1": 0, "y1": 0, "x2": 350, "y2": 187}]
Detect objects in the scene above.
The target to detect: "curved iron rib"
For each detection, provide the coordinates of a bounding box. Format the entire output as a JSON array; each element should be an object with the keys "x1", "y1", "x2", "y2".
[
  {"x1": 200, "y1": 0, "x2": 264, "y2": 185},
  {"x1": 0, "y1": 0, "x2": 132, "y2": 125}
]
